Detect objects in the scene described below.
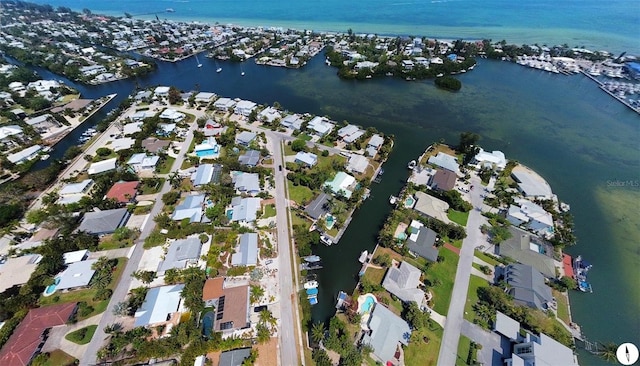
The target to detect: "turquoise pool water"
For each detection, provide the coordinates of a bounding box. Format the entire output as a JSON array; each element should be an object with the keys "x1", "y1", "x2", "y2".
[
  {"x1": 404, "y1": 196, "x2": 415, "y2": 207},
  {"x1": 44, "y1": 277, "x2": 60, "y2": 296},
  {"x1": 359, "y1": 295, "x2": 376, "y2": 314},
  {"x1": 226, "y1": 209, "x2": 233, "y2": 220},
  {"x1": 325, "y1": 215, "x2": 335, "y2": 230},
  {"x1": 202, "y1": 311, "x2": 214, "y2": 338}
]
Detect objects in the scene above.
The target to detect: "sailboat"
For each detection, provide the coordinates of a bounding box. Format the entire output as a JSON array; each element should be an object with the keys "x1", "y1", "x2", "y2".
[{"x1": 195, "y1": 54, "x2": 202, "y2": 68}]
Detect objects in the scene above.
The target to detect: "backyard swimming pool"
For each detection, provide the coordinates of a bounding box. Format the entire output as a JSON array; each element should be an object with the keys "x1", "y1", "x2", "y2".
[{"x1": 43, "y1": 277, "x2": 60, "y2": 296}]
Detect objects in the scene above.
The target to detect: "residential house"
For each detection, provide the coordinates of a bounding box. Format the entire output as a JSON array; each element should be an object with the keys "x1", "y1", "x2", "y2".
[
  {"x1": 258, "y1": 107, "x2": 281, "y2": 123},
  {"x1": 213, "y1": 97, "x2": 236, "y2": 111},
  {"x1": 337, "y1": 124, "x2": 360, "y2": 140},
  {"x1": 110, "y1": 137, "x2": 135, "y2": 151},
  {"x1": 412, "y1": 191, "x2": 452, "y2": 224},
  {"x1": 127, "y1": 153, "x2": 160, "y2": 172},
  {"x1": 354, "y1": 61, "x2": 379, "y2": 71},
  {"x1": 280, "y1": 114, "x2": 303, "y2": 130},
  {"x1": 428, "y1": 152, "x2": 460, "y2": 174},
  {"x1": 428, "y1": 169, "x2": 457, "y2": 191},
  {"x1": 203, "y1": 119, "x2": 227, "y2": 137},
  {"x1": 235, "y1": 100, "x2": 257, "y2": 116},
  {"x1": 381, "y1": 261, "x2": 425, "y2": 304},
  {"x1": 304, "y1": 193, "x2": 330, "y2": 220},
  {"x1": 323, "y1": 171, "x2": 356, "y2": 199},
  {"x1": 307, "y1": 116, "x2": 334, "y2": 136},
  {"x1": 122, "y1": 121, "x2": 143, "y2": 135},
  {"x1": 63, "y1": 249, "x2": 89, "y2": 264},
  {"x1": 238, "y1": 150, "x2": 260, "y2": 166},
  {"x1": 362, "y1": 303, "x2": 412, "y2": 364},
  {"x1": 142, "y1": 137, "x2": 170, "y2": 153},
  {"x1": 346, "y1": 153, "x2": 368, "y2": 174},
  {"x1": 232, "y1": 172, "x2": 261, "y2": 196},
  {"x1": 55, "y1": 259, "x2": 97, "y2": 291},
  {"x1": 194, "y1": 92, "x2": 216, "y2": 104},
  {"x1": 25, "y1": 114, "x2": 58, "y2": 130},
  {"x1": 134, "y1": 284, "x2": 185, "y2": 327},
  {"x1": 0, "y1": 125, "x2": 23, "y2": 142},
  {"x1": 57, "y1": 179, "x2": 94, "y2": 205},
  {"x1": 235, "y1": 131, "x2": 257, "y2": 146},
  {"x1": 87, "y1": 157, "x2": 118, "y2": 175},
  {"x1": 191, "y1": 163, "x2": 222, "y2": 186},
  {"x1": 497, "y1": 226, "x2": 556, "y2": 278},
  {"x1": 128, "y1": 110, "x2": 155, "y2": 122},
  {"x1": 154, "y1": 86, "x2": 171, "y2": 97},
  {"x1": 511, "y1": 164, "x2": 553, "y2": 199},
  {"x1": 201, "y1": 279, "x2": 251, "y2": 333},
  {"x1": 7, "y1": 145, "x2": 41, "y2": 164},
  {"x1": 171, "y1": 194, "x2": 205, "y2": 223},
  {"x1": 294, "y1": 151, "x2": 317, "y2": 168},
  {"x1": 230, "y1": 197, "x2": 261, "y2": 223},
  {"x1": 159, "y1": 108, "x2": 185, "y2": 122},
  {"x1": 157, "y1": 123, "x2": 177, "y2": 136},
  {"x1": 507, "y1": 198, "x2": 554, "y2": 236},
  {"x1": 105, "y1": 181, "x2": 139, "y2": 204},
  {"x1": 367, "y1": 134, "x2": 384, "y2": 150},
  {"x1": 194, "y1": 137, "x2": 220, "y2": 159},
  {"x1": 157, "y1": 237, "x2": 202, "y2": 275},
  {"x1": 77, "y1": 208, "x2": 130, "y2": 235},
  {"x1": 504, "y1": 263, "x2": 554, "y2": 310},
  {"x1": 406, "y1": 220, "x2": 439, "y2": 262},
  {"x1": 473, "y1": 148, "x2": 507, "y2": 171},
  {"x1": 219, "y1": 348, "x2": 253, "y2": 366},
  {"x1": 401, "y1": 59, "x2": 415, "y2": 70},
  {"x1": 80, "y1": 64, "x2": 107, "y2": 76},
  {"x1": 0, "y1": 254, "x2": 42, "y2": 292},
  {"x1": 0, "y1": 303, "x2": 78, "y2": 366},
  {"x1": 231, "y1": 233, "x2": 258, "y2": 267}
]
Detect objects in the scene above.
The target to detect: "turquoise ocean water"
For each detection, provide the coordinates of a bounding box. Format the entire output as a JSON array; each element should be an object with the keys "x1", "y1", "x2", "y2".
[{"x1": 32, "y1": 0, "x2": 640, "y2": 54}]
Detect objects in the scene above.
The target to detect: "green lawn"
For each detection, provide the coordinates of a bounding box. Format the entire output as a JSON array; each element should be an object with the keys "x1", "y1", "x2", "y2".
[
  {"x1": 157, "y1": 156, "x2": 176, "y2": 174},
  {"x1": 474, "y1": 250, "x2": 501, "y2": 267},
  {"x1": 362, "y1": 266, "x2": 387, "y2": 286},
  {"x1": 464, "y1": 275, "x2": 490, "y2": 323},
  {"x1": 140, "y1": 178, "x2": 164, "y2": 194},
  {"x1": 65, "y1": 325, "x2": 97, "y2": 345},
  {"x1": 553, "y1": 289, "x2": 571, "y2": 325},
  {"x1": 263, "y1": 204, "x2": 276, "y2": 218},
  {"x1": 426, "y1": 248, "x2": 459, "y2": 315},
  {"x1": 34, "y1": 349, "x2": 77, "y2": 366},
  {"x1": 404, "y1": 321, "x2": 443, "y2": 366},
  {"x1": 287, "y1": 181, "x2": 315, "y2": 205},
  {"x1": 448, "y1": 210, "x2": 469, "y2": 226},
  {"x1": 456, "y1": 335, "x2": 472, "y2": 366},
  {"x1": 39, "y1": 258, "x2": 127, "y2": 320}
]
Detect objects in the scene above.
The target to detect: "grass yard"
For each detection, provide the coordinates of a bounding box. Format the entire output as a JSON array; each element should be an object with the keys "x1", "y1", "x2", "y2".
[
  {"x1": 553, "y1": 289, "x2": 571, "y2": 325},
  {"x1": 65, "y1": 325, "x2": 97, "y2": 345},
  {"x1": 287, "y1": 181, "x2": 315, "y2": 205},
  {"x1": 34, "y1": 349, "x2": 77, "y2": 366},
  {"x1": 474, "y1": 250, "x2": 501, "y2": 267},
  {"x1": 316, "y1": 153, "x2": 346, "y2": 171},
  {"x1": 448, "y1": 210, "x2": 469, "y2": 226},
  {"x1": 404, "y1": 321, "x2": 443, "y2": 366},
  {"x1": 450, "y1": 239, "x2": 463, "y2": 249},
  {"x1": 140, "y1": 178, "x2": 164, "y2": 194},
  {"x1": 362, "y1": 267, "x2": 386, "y2": 286},
  {"x1": 157, "y1": 156, "x2": 176, "y2": 174},
  {"x1": 425, "y1": 248, "x2": 459, "y2": 315},
  {"x1": 456, "y1": 335, "x2": 472, "y2": 366},
  {"x1": 263, "y1": 204, "x2": 276, "y2": 218},
  {"x1": 98, "y1": 232, "x2": 137, "y2": 251},
  {"x1": 419, "y1": 143, "x2": 458, "y2": 165},
  {"x1": 39, "y1": 258, "x2": 127, "y2": 320},
  {"x1": 464, "y1": 275, "x2": 490, "y2": 323}
]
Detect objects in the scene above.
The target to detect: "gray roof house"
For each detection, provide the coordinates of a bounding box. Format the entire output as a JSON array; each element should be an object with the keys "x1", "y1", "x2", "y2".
[
  {"x1": 56, "y1": 259, "x2": 97, "y2": 291},
  {"x1": 191, "y1": 164, "x2": 222, "y2": 186},
  {"x1": 362, "y1": 303, "x2": 412, "y2": 364},
  {"x1": 230, "y1": 197, "x2": 261, "y2": 223},
  {"x1": 235, "y1": 131, "x2": 257, "y2": 146},
  {"x1": 238, "y1": 150, "x2": 260, "y2": 166},
  {"x1": 77, "y1": 208, "x2": 130, "y2": 235},
  {"x1": 134, "y1": 284, "x2": 184, "y2": 327},
  {"x1": 428, "y1": 152, "x2": 460, "y2": 174},
  {"x1": 381, "y1": 261, "x2": 425, "y2": 304},
  {"x1": 406, "y1": 224, "x2": 439, "y2": 262},
  {"x1": 231, "y1": 233, "x2": 258, "y2": 267},
  {"x1": 157, "y1": 237, "x2": 202, "y2": 275},
  {"x1": 498, "y1": 226, "x2": 556, "y2": 278},
  {"x1": 232, "y1": 172, "x2": 261, "y2": 195},
  {"x1": 304, "y1": 193, "x2": 330, "y2": 220},
  {"x1": 219, "y1": 348, "x2": 252, "y2": 366},
  {"x1": 171, "y1": 194, "x2": 205, "y2": 223},
  {"x1": 504, "y1": 263, "x2": 553, "y2": 310}
]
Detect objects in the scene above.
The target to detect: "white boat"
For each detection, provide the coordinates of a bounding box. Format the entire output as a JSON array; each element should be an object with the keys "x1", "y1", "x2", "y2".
[
  {"x1": 389, "y1": 195, "x2": 398, "y2": 204},
  {"x1": 215, "y1": 60, "x2": 222, "y2": 73},
  {"x1": 241, "y1": 64, "x2": 245, "y2": 76},
  {"x1": 195, "y1": 54, "x2": 202, "y2": 68},
  {"x1": 303, "y1": 280, "x2": 319, "y2": 289},
  {"x1": 408, "y1": 160, "x2": 417, "y2": 169},
  {"x1": 40, "y1": 154, "x2": 50, "y2": 161},
  {"x1": 358, "y1": 250, "x2": 368, "y2": 264}
]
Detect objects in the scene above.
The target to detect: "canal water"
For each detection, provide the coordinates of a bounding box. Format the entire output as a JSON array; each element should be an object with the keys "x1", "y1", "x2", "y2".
[{"x1": 16, "y1": 54, "x2": 639, "y2": 365}]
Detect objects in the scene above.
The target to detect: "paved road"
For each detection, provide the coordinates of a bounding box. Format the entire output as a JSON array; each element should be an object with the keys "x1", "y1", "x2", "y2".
[
  {"x1": 81, "y1": 113, "x2": 200, "y2": 366},
  {"x1": 269, "y1": 131, "x2": 303, "y2": 366},
  {"x1": 437, "y1": 175, "x2": 486, "y2": 366}
]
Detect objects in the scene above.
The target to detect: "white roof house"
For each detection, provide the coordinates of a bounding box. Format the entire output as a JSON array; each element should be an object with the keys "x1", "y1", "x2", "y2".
[
  {"x1": 474, "y1": 148, "x2": 507, "y2": 170},
  {"x1": 235, "y1": 131, "x2": 257, "y2": 146},
  {"x1": 88, "y1": 158, "x2": 118, "y2": 175},
  {"x1": 280, "y1": 114, "x2": 304, "y2": 130},
  {"x1": 258, "y1": 107, "x2": 281, "y2": 123},
  {"x1": 307, "y1": 116, "x2": 334, "y2": 136},
  {"x1": 346, "y1": 153, "x2": 368, "y2": 174},
  {"x1": 159, "y1": 108, "x2": 185, "y2": 122},
  {"x1": 511, "y1": 165, "x2": 553, "y2": 199},
  {"x1": 231, "y1": 233, "x2": 258, "y2": 267},
  {"x1": 7, "y1": 145, "x2": 42, "y2": 164},
  {"x1": 0, "y1": 125, "x2": 22, "y2": 141},
  {"x1": 154, "y1": 86, "x2": 171, "y2": 96},
  {"x1": 56, "y1": 259, "x2": 97, "y2": 291},
  {"x1": 294, "y1": 151, "x2": 318, "y2": 167},
  {"x1": 0, "y1": 254, "x2": 42, "y2": 293},
  {"x1": 213, "y1": 97, "x2": 236, "y2": 111},
  {"x1": 58, "y1": 179, "x2": 94, "y2": 205},
  {"x1": 337, "y1": 124, "x2": 360, "y2": 139},
  {"x1": 110, "y1": 137, "x2": 135, "y2": 151},
  {"x1": 367, "y1": 134, "x2": 384, "y2": 149},
  {"x1": 127, "y1": 153, "x2": 160, "y2": 171},
  {"x1": 122, "y1": 121, "x2": 143, "y2": 135},
  {"x1": 232, "y1": 172, "x2": 261, "y2": 195},
  {"x1": 381, "y1": 261, "x2": 425, "y2": 304},
  {"x1": 428, "y1": 152, "x2": 460, "y2": 174},
  {"x1": 63, "y1": 249, "x2": 89, "y2": 264},
  {"x1": 194, "y1": 92, "x2": 216, "y2": 103},
  {"x1": 507, "y1": 198, "x2": 554, "y2": 235},
  {"x1": 230, "y1": 197, "x2": 261, "y2": 223},
  {"x1": 235, "y1": 100, "x2": 257, "y2": 116},
  {"x1": 134, "y1": 284, "x2": 185, "y2": 327}
]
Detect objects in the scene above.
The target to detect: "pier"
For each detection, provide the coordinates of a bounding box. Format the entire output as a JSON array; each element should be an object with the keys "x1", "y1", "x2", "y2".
[{"x1": 580, "y1": 71, "x2": 640, "y2": 115}]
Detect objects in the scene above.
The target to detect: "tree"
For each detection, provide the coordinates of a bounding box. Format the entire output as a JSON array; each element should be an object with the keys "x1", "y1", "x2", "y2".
[
  {"x1": 597, "y1": 342, "x2": 619, "y2": 363},
  {"x1": 291, "y1": 138, "x2": 306, "y2": 152},
  {"x1": 459, "y1": 131, "x2": 480, "y2": 165},
  {"x1": 168, "y1": 172, "x2": 181, "y2": 189},
  {"x1": 312, "y1": 349, "x2": 332, "y2": 366},
  {"x1": 403, "y1": 301, "x2": 430, "y2": 330},
  {"x1": 250, "y1": 285, "x2": 265, "y2": 304},
  {"x1": 310, "y1": 322, "x2": 325, "y2": 344},
  {"x1": 168, "y1": 86, "x2": 181, "y2": 105},
  {"x1": 435, "y1": 76, "x2": 462, "y2": 91},
  {"x1": 162, "y1": 191, "x2": 180, "y2": 205},
  {"x1": 132, "y1": 270, "x2": 156, "y2": 284}
]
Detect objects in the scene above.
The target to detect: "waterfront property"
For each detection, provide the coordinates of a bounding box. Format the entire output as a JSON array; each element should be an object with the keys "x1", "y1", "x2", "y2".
[
  {"x1": 361, "y1": 302, "x2": 412, "y2": 364},
  {"x1": 497, "y1": 226, "x2": 556, "y2": 278},
  {"x1": 381, "y1": 260, "x2": 426, "y2": 305},
  {"x1": 406, "y1": 220, "x2": 440, "y2": 262},
  {"x1": 304, "y1": 193, "x2": 331, "y2": 220},
  {"x1": 428, "y1": 169, "x2": 457, "y2": 191},
  {"x1": 412, "y1": 191, "x2": 452, "y2": 224},
  {"x1": 504, "y1": 263, "x2": 554, "y2": 310},
  {"x1": 428, "y1": 152, "x2": 460, "y2": 175},
  {"x1": 323, "y1": 171, "x2": 356, "y2": 199},
  {"x1": 511, "y1": 164, "x2": 553, "y2": 199}
]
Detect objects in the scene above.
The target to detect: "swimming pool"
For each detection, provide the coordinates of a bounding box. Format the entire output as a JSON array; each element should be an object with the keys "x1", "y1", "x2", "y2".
[
  {"x1": 325, "y1": 215, "x2": 335, "y2": 230},
  {"x1": 357, "y1": 293, "x2": 378, "y2": 315},
  {"x1": 404, "y1": 196, "x2": 415, "y2": 208},
  {"x1": 43, "y1": 277, "x2": 60, "y2": 297},
  {"x1": 202, "y1": 311, "x2": 214, "y2": 338},
  {"x1": 226, "y1": 209, "x2": 233, "y2": 220}
]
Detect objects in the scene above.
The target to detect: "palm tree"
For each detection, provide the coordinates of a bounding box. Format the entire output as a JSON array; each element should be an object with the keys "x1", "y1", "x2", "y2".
[
  {"x1": 310, "y1": 322, "x2": 325, "y2": 344},
  {"x1": 597, "y1": 342, "x2": 619, "y2": 363},
  {"x1": 168, "y1": 171, "x2": 181, "y2": 189}
]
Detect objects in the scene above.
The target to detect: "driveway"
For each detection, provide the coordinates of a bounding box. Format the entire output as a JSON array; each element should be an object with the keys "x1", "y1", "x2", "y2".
[{"x1": 461, "y1": 320, "x2": 510, "y2": 366}]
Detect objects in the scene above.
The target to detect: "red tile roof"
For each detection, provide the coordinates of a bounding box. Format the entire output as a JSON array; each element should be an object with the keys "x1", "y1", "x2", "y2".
[
  {"x1": 562, "y1": 254, "x2": 574, "y2": 278},
  {"x1": 202, "y1": 277, "x2": 225, "y2": 301},
  {"x1": 0, "y1": 303, "x2": 77, "y2": 366},
  {"x1": 106, "y1": 181, "x2": 139, "y2": 203}
]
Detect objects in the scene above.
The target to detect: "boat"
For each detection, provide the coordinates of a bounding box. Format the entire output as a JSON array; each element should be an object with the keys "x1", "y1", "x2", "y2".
[
  {"x1": 335, "y1": 291, "x2": 348, "y2": 310},
  {"x1": 358, "y1": 250, "x2": 368, "y2": 264},
  {"x1": 320, "y1": 234, "x2": 333, "y2": 246},
  {"x1": 407, "y1": 160, "x2": 417, "y2": 169},
  {"x1": 389, "y1": 195, "x2": 398, "y2": 205},
  {"x1": 215, "y1": 60, "x2": 222, "y2": 73},
  {"x1": 306, "y1": 287, "x2": 318, "y2": 305},
  {"x1": 308, "y1": 296, "x2": 318, "y2": 305},
  {"x1": 166, "y1": 8, "x2": 175, "y2": 13},
  {"x1": 240, "y1": 64, "x2": 245, "y2": 76},
  {"x1": 195, "y1": 54, "x2": 202, "y2": 68},
  {"x1": 377, "y1": 168, "x2": 384, "y2": 176},
  {"x1": 40, "y1": 154, "x2": 50, "y2": 161},
  {"x1": 303, "y1": 255, "x2": 321, "y2": 263},
  {"x1": 303, "y1": 280, "x2": 319, "y2": 289},
  {"x1": 301, "y1": 261, "x2": 323, "y2": 270},
  {"x1": 573, "y1": 255, "x2": 593, "y2": 293}
]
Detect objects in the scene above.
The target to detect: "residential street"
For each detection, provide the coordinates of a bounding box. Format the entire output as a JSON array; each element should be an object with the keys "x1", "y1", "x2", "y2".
[
  {"x1": 437, "y1": 175, "x2": 487, "y2": 366},
  {"x1": 81, "y1": 110, "x2": 201, "y2": 366}
]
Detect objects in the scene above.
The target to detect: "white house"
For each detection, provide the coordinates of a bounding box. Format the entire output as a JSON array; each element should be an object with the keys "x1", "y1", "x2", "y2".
[
  {"x1": 507, "y1": 198, "x2": 554, "y2": 235},
  {"x1": 154, "y1": 86, "x2": 171, "y2": 97},
  {"x1": 258, "y1": 106, "x2": 281, "y2": 123},
  {"x1": 294, "y1": 151, "x2": 318, "y2": 167},
  {"x1": 235, "y1": 100, "x2": 257, "y2": 116},
  {"x1": 213, "y1": 97, "x2": 236, "y2": 111},
  {"x1": 473, "y1": 148, "x2": 507, "y2": 171},
  {"x1": 0, "y1": 125, "x2": 23, "y2": 141},
  {"x1": 159, "y1": 108, "x2": 185, "y2": 122},
  {"x1": 58, "y1": 179, "x2": 94, "y2": 205},
  {"x1": 127, "y1": 153, "x2": 160, "y2": 172},
  {"x1": 307, "y1": 116, "x2": 334, "y2": 136},
  {"x1": 7, "y1": 145, "x2": 41, "y2": 164},
  {"x1": 88, "y1": 158, "x2": 118, "y2": 175}
]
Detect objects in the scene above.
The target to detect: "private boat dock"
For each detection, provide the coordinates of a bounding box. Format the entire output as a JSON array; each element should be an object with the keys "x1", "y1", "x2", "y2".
[{"x1": 580, "y1": 70, "x2": 640, "y2": 115}]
